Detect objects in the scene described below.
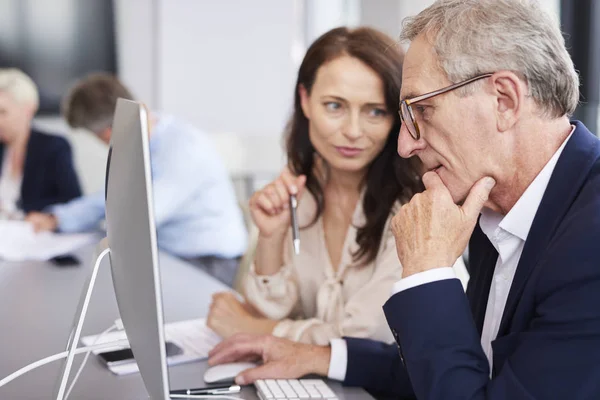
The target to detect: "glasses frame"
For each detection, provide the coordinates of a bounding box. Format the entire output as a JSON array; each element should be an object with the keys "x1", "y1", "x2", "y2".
[{"x1": 399, "y1": 73, "x2": 494, "y2": 140}]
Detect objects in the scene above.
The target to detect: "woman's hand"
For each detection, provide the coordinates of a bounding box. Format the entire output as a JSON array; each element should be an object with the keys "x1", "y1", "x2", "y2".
[
  {"x1": 207, "y1": 292, "x2": 277, "y2": 338},
  {"x1": 249, "y1": 168, "x2": 306, "y2": 239}
]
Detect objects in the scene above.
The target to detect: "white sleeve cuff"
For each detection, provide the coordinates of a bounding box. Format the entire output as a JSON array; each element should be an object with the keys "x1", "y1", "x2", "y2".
[
  {"x1": 392, "y1": 267, "x2": 457, "y2": 294},
  {"x1": 327, "y1": 338, "x2": 348, "y2": 381}
]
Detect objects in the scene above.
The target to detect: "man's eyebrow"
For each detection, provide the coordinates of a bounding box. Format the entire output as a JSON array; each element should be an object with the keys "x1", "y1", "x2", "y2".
[{"x1": 400, "y1": 91, "x2": 420, "y2": 101}]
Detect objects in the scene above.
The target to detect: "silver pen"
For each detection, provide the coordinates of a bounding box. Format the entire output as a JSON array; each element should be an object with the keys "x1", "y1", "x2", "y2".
[
  {"x1": 170, "y1": 384, "x2": 241, "y2": 396},
  {"x1": 289, "y1": 194, "x2": 300, "y2": 255}
]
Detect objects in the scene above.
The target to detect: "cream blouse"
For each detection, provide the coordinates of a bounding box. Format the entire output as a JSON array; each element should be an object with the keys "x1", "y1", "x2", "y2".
[{"x1": 244, "y1": 190, "x2": 405, "y2": 346}]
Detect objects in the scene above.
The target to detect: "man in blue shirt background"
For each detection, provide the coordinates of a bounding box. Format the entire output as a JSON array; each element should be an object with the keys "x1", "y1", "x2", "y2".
[{"x1": 26, "y1": 73, "x2": 247, "y2": 286}]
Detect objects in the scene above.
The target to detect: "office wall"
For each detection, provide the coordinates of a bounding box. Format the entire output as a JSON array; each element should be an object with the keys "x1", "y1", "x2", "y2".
[
  {"x1": 113, "y1": 0, "x2": 158, "y2": 109},
  {"x1": 157, "y1": 0, "x2": 297, "y2": 137}
]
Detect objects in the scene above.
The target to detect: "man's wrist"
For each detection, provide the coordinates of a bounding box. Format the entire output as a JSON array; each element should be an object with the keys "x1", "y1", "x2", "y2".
[
  {"x1": 401, "y1": 257, "x2": 457, "y2": 278},
  {"x1": 306, "y1": 344, "x2": 331, "y2": 377}
]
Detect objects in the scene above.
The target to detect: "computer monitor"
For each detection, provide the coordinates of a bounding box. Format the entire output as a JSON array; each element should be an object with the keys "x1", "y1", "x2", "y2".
[
  {"x1": 104, "y1": 98, "x2": 170, "y2": 400},
  {"x1": 53, "y1": 98, "x2": 170, "y2": 400}
]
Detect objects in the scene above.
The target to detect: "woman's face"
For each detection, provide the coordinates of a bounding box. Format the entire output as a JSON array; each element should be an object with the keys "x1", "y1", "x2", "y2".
[
  {"x1": 0, "y1": 92, "x2": 33, "y2": 144},
  {"x1": 300, "y1": 55, "x2": 394, "y2": 175}
]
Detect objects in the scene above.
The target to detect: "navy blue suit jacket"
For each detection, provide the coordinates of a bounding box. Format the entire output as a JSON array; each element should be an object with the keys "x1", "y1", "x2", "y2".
[
  {"x1": 343, "y1": 122, "x2": 600, "y2": 399},
  {"x1": 0, "y1": 129, "x2": 81, "y2": 213}
]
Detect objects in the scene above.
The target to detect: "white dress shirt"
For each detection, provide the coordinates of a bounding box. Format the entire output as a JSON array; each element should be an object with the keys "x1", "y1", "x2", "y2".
[
  {"x1": 328, "y1": 126, "x2": 575, "y2": 381},
  {"x1": 0, "y1": 148, "x2": 23, "y2": 218}
]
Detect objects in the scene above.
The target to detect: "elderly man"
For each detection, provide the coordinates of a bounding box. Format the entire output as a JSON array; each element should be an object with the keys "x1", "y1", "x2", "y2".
[{"x1": 207, "y1": 0, "x2": 600, "y2": 398}]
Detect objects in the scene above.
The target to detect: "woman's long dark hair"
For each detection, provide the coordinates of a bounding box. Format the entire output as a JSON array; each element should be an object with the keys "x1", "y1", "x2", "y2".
[{"x1": 286, "y1": 26, "x2": 423, "y2": 265}]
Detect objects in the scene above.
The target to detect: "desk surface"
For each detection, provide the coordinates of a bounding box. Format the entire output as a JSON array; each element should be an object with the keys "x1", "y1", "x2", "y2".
[{"x1": 0, "y1": 244, "x2": 372, "y2": 400}]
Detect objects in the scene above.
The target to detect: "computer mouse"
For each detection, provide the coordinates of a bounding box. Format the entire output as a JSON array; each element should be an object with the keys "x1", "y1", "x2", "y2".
[{"x1": 203, "y1": 362, "x2": 258, "y2": 383}]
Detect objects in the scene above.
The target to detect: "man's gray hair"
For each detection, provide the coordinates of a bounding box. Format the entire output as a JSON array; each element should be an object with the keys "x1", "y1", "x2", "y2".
[{"x1": 401, "y1": 0, "x2": 579, "y2": 118}]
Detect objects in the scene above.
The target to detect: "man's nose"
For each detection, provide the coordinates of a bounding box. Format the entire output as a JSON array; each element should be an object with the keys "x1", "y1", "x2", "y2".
[{"x1": 397, "y1": 123, "x2": 427, "y2": 158}]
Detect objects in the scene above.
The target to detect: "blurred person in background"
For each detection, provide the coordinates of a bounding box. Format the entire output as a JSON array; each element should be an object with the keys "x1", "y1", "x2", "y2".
[
  {"x1": 0, "y1": 68, "x2": 81, "y2": 218},
  {"x1": 26, "y1": 73, "x2": 247, "y2": 286}
]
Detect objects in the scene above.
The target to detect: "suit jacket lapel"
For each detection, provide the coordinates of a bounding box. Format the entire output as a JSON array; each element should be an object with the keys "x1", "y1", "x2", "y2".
[{"x1": 497, "y1": 121, "x2": 600, "y2": 336}]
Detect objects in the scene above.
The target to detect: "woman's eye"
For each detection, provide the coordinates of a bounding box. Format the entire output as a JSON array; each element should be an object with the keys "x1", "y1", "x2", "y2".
[
  {"x1": 324, "y1": 102, "x2": 342, "y2": 111},
  {"x1": 369, "y1": 108, "x2": 388, "y2": 117}
]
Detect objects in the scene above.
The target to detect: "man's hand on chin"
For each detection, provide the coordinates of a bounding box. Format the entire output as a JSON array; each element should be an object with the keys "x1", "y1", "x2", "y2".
[{"x1": 392, "y1": 172, "x2": 496, "y2": 278}]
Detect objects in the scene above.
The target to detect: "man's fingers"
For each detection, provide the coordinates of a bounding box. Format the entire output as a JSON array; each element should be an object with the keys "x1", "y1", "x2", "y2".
[
  {"x1": 462, "y1": 176, "x2": 496, "y2": 220},
  {"x1": 208, "y1": 334, "x2": 263, "y2": 366},
  {"x1": 208, "y1": 334, "x2": 249, "y2": 358},
  {"x1": 236, "y1": 362, "x2": 297, "y2": 385},
  {"x1": 421, "y1": 170, "x2": 446, "y2": 191}
]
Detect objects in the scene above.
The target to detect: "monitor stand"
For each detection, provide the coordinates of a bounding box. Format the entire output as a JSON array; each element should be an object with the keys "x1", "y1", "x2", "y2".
[{"x1": 53, "y1": 238, "x2": 111, "y2": 400}]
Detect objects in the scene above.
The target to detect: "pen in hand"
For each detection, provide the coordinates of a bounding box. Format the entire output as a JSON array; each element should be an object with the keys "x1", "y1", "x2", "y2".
[{"x1": 290, "y1": 193, "x2": 300, "y2": 255}]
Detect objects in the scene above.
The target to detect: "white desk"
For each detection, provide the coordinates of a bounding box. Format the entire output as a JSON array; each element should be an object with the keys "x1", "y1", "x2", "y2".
[{"x1": 0, "y1": 244, "x2": 372, "y2": 400}]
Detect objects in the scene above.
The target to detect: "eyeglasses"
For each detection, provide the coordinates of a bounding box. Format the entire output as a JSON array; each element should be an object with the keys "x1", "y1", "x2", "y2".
[{"x1": 399, "y1": 73, "x2": 493, "y2": 140}]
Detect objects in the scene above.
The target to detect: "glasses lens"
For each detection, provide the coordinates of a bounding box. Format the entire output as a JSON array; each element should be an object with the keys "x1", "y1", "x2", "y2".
[{"x1": 401, "y1": 102, "x2": 418, "y2": 139}]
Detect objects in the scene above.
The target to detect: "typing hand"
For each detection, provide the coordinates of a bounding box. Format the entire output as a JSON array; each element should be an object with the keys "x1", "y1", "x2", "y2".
[
  {"x1": 249, "y1": 168, "x2": 306, "y2": 239},
  {"x1": 392, "y1": 171, "x2": 495, "y2": 278},
  {"x1": 25, "y1": 212, "x2": 58, "y2": 233},
  {"x1": 208, "y1": 334, "x2": 331, "y2": 385}
]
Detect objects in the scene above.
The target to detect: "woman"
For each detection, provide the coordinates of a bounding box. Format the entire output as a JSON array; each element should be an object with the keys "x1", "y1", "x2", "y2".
[
  {"x1": 0, "y1": 68, "x2": 81, "y2": 218},
  {"x1": 207, "y1": 27, "x2": 425, "y2": 345}
]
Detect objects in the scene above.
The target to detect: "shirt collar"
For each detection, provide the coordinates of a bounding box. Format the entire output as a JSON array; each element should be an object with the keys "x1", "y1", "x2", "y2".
[{"x1": 480, "y1": 125, "x2": 575, "y2": 243}]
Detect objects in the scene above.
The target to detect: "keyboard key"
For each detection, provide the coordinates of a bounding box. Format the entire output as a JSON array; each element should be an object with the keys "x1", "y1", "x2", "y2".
[
  {"x1": 277, "y1": 380, "x2": 298, "y2": 398},
  {"x1": 301, "y1": 380, "x2": 323, "y2": 385},
  {"x1": 289, "y1": 381, "x2": 309, "y2": 398},
  {"x1": 256, "y1": 379, "x2": 336, "y2": 400},
  {"x1": 266, "y1": 379, "x2": 286, "y2": 398},
  {"x1": 317, "y1": 386, "x2": 336, "y2": 398},
  {"x1": 256, "y1": 380, "x2": 274, "y2": 399}
]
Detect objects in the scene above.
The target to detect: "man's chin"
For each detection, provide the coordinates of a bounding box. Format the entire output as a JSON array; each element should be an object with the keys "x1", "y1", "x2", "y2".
[{"x1": 448, "y1": 187, "x2": 470, "y2": 205}]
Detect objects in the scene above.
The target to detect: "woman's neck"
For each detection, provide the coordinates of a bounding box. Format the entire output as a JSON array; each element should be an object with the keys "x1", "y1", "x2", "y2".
[
  {"x1": 321, "y1": 162, "x2": 365, "y2": 195},
  {"x1": 323, "y1": 166, "x2": 365, "y2": 218}
]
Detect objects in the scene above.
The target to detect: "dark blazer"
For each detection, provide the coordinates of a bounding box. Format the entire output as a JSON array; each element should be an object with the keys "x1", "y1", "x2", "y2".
[
  {"x1": 343, "y1": 121, "x2": 600, "y2": 399},
  {"x1": 0, "y1": 129, "x2": 82, "y2": 213}
]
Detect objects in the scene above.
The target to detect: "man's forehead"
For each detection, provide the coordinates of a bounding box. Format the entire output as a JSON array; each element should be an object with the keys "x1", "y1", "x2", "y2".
[{"x1": 401, "y1": 35, "x2": 447, "y2": 98}]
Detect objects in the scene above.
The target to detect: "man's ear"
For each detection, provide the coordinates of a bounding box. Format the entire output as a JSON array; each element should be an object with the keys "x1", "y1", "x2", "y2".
[
  {"x1": 491, "y1": 71, "x2": 524, "y2": 133},
  {"x1": 299, "y1": 84, "x2": 311, "y2": 119}
]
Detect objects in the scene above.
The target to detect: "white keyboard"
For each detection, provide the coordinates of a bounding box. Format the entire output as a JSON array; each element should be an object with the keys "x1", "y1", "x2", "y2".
[{"x1": 255, "y1": 379, "x2": 337, "y2": 400}]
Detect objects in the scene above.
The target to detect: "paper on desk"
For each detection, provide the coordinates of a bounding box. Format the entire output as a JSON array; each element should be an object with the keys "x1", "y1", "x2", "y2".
[
  {"x1": 81, "y1": 318, "x2": 222, "y2": 376},
  {"x1": 0, "y1": 220, "x2": 96, "y2": 261}
]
